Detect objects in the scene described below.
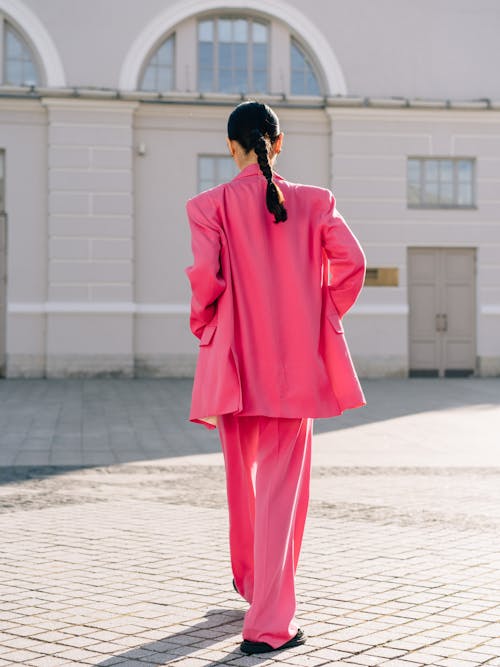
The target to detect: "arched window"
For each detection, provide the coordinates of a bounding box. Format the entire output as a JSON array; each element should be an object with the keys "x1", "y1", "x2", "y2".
[
  {"x1": 198, "y1": 17, "x2": 268, "y2": 94},
  {"x1": 3, "y1": 21, "x2": 39, "y2": 86},
  {"x1": 121, "y1": 2, "x2": 345, "y2": 95},
  {"x1": 290, "y1": 38, "x2": 321, "y2": 96},
  {"x1": 140, "y1": 34, "x2": 175, "y2": 91}
]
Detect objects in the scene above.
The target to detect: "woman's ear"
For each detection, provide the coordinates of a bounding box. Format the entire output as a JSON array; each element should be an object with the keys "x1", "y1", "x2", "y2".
[
  {"x1": 274, "y1": 132, "x2": 284, "y2": 155},
  {"x1": 226, "y1": 137, "x2": 237, "y2": 158}
]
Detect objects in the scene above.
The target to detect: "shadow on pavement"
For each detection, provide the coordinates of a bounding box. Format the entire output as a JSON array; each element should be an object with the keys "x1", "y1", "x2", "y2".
[
  {"x1": 96, "y1": 607, "x2": 246, "y2": 666},
  {"x1": 0, "y1": 377, "x2": 499, "y2": 480}
]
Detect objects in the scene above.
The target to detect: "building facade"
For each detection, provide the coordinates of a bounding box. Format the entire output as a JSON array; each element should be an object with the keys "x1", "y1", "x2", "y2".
[{"x1": 0, "y1": 0, "x2": 499, "y2": 378}]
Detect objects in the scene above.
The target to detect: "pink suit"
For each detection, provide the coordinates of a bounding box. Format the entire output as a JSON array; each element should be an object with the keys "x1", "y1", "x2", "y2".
[{"x1": 185, "y1": 163, "x2": 366, "y2": 647}]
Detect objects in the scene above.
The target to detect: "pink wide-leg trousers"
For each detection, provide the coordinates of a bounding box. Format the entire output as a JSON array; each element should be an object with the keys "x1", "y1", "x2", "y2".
[{"x1": 218, "y1": 414, "x2": 313, "y2": 648}]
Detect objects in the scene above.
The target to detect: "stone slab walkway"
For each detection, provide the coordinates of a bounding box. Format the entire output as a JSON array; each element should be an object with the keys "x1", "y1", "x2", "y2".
[{"x1": 1, "y1": 378, "x2": 500, "y2": 666}]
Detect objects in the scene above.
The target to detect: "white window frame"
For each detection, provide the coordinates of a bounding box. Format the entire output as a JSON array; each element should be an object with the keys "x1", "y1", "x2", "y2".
[
  {"x1": 290, "y1": 36, "x2": 322, "y2": 96},
  {"x1": 198, "y1": 154, "x2": 238, "y2": 192},
  {"x1": 139, "y1": 32, "x2": 176, "y2": 92},
  {"x1": 1, "y1": 15, "x2": 40, "y2": 86},
  {"x1": 407, "y1": 157, "x2": 476, "y2": 209},
  {"x1": 197, "y1": 15, "x2": 269, "y2": 94},
  {"x1": 132, "y1": 10, "x2": 331, "y2": 97}
]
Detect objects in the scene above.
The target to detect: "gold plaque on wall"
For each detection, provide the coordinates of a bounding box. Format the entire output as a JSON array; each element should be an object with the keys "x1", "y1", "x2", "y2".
[{"x1": 364, "y1": 267, "x2": 399, "y2": 287}]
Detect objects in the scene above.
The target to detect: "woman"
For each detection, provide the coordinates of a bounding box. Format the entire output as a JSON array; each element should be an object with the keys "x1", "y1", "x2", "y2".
[{"x1": 185, "y1": 101, "x2": 366, "y2": 654}]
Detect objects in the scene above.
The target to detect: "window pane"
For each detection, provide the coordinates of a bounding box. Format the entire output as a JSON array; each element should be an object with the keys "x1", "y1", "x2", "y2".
[
  {"x1": 219, "y1": 42, "x2": 232, "y2": 63},
  {"x1": 423, "y1": 181, "x2": 439, "y2": 205},
  {"x1": 425, "y1": 160, "x2": 438, "y2": 181},
  {"x1": 6, "y1": 60, "x2": 23, "y2": 84},
  {"x1": 141, "y1": 68, "x2": 156, "y2": 91},
  {"x1": 219, "y1": 68, "x2": 232, "y2": 93},
  {"x1": 219, "y1": 158, "x2": 237, "y2": 181},
  {"x1": 407, "y1": 159, "x2": 420, "y2": 184},
  {"x1": 291, "y1": 43, "x2": 303, "y2": 68},
  {"x1": 157, "y1": 39, "x2": 173, "y2": 66},
  {"x1": 253, "y1": 43, "x2": 266, "y2": 69},
  {"x1": 440, "y1": 160, "x2": 453, "y2": 183},
  {"x1": 199, "y1": 157, "x2": 213, "y2": 180},
  {"x1": 440, "y1": 183, "x2": 453, "y2": 205},
  {"x1": 234, "y1": 68, "x2": 247, "y2": 92},
  {"x1": 198, "y1": 17, "x2": 268, "y2": 94},
  {"x1": 458, "y1": 159, "x2": 473, "y2": 182},
  {"x1": 234, "y1": 19, "x2": 248, "y2": 43},
  {"x1": 290, "y1": 39, "x2": 321, "y2": 95},
  {"x1": 458, "y1": 183, "x2": 473, "y2": 206},
  {"x1": 253, "y1": 22, "x2": 267, "y2": 43},
  {"x1": 234, "y1": 43, "x2": 246, "y2": 69},
  {"x1": 199, "y1": 68, "x2": 213, "y2": 92},
  {"x1": 198, "y1": 156, "x2": 237, "y2": 192},
  {"x1": 157, "y1": 66, "x2": 173, "y2": 91},
  {"x1": 218, "y1": 19, "x2": 232, "y2": 42},
  {"x1": 253, "y1": 70, "x2": 267, "y2": 92},
  {"x1": 141, "y1": 35, "x2": 174, "y2": 91},
  {"x1": 199, "y1": 42, "x2": 213, "y2": 67},
  {"x1": 407, "y1": 184, "x2": 420, "y2": 205},
  {"x1": 5, "y1": 29, "x2": 22, "y2": 59},
  {"x1": 307, "y1": 71, "x2": 320, "y2": 95},
  {"x1": 199, "y1": 20, "x2": 213, "y2": 41},
  {"x1": 407, "y1": 157, "x2": 474, "y2": 208},
  {"x1": 5, "y1": 24, "x2": 39, "y2": 86}
]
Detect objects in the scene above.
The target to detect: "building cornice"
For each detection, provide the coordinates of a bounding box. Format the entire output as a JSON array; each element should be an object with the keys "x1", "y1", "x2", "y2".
[{"x1": 0, "y1": 85, "x2": 498, "y2": 112}]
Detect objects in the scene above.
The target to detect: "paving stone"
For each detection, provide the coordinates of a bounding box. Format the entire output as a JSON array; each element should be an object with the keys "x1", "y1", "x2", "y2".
[{"x1": 1, "y1": 378, "x2": 500, "y2": 666}]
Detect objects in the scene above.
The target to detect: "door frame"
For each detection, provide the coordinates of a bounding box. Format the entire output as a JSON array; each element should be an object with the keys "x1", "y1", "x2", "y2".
[
  {"x1": 407, "y1": 246, "x2": 477, "y2": 378},
  {"x1": 0, "y1": 148, "x2": 5, "y2": 377},
  {"x1": 0, "y1": 211, "x2": 6, "y2": 378}
]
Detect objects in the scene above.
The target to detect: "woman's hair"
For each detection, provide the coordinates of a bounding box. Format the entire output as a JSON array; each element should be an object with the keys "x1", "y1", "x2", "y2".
[{"x1": 227, "y1": 101, "x2": 287, "y2": 223}]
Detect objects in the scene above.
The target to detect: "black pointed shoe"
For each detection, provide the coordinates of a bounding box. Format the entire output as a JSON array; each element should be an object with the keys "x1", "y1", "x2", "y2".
[{"x1": 240, "y1": 629, "x2": 306, "y2": 654}]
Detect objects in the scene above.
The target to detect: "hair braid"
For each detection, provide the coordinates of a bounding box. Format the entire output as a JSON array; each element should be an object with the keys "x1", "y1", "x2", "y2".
[{"x1": 250, "y1": 129, "x2": 287, "y2": 224}]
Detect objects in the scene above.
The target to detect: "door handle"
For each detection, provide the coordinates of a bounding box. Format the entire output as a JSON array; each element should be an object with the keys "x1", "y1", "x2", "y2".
[{"x1": 435, "y1": 314, "x2": 448, "y2": 333}]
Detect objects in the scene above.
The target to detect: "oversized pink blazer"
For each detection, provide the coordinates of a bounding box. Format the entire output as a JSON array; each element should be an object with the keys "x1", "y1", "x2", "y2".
[{"x1": 185, "y1": 162, "x2": 366, "y2": 429}]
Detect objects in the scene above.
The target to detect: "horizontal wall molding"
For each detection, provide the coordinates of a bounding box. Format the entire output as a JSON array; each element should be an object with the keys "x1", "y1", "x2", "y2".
[
  {"x1": 350, "y1": 305, "x2": 409, "y2": 315},
  {"x1": 481, "y1": 305, "x2": 500, "y2": 315},
  {"x1": 8, "y1": 302, "x2": 191, "y2": 315},
  {"x1": 8, "y1": 302, "x2": 409, "y2": 316}
]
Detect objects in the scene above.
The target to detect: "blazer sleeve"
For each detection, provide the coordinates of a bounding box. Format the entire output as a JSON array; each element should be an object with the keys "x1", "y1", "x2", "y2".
[
  {"x1": 320, "y1": 190, "x2": 366, "y2": 318},
  {"x1": 185, "y1": 193, "x2": 226, "y2": 339}
]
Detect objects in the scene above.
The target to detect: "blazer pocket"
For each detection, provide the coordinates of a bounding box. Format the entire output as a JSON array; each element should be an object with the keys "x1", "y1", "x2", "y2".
[
  {"x1": 199, "y1": 324, "x2": 217, "y2": 346},
  {"x1": 327, "y1": 310, "x2": 344, "y2": 334}
]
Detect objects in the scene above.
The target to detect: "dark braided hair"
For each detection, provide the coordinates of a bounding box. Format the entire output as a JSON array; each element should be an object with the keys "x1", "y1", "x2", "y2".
[{"x1": 227, "y1": 101, "x2": 287, "y2": 223}]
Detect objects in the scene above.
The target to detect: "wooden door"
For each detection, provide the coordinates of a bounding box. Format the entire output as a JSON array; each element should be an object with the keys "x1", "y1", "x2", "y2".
[
  {"x1": 408, "y1": 248, "x2": 476, "y2": 377},
  {"x1": 0, "y1": 212, "x2": 6, "y2": 377},
  {"x1": 0, "y1": 150, "x2": 5, "y2": 376}
]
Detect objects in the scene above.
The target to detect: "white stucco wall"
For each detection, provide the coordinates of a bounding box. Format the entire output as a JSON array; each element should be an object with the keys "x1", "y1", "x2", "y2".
[
  {"x1": 1, "y1": 0, "x2": 499, "y2": 377},
  {"x1": 20, "y1": 0, "x2": 500, "y2": 100}
]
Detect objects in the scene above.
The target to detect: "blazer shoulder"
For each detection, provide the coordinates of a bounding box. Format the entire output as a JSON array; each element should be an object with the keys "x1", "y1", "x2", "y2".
[
  {"x1": 277, "y1": 175, "x2": 333, "y2": 200},
  {"x1": 187, "y1": 182, "x2": 226, "y2": 208},
  {"x1": 186, "y1": 183, "x2": 226, "y2": 228},
  {"x1": 284, "y1": 181, "x2": 335, "y2": 213}
]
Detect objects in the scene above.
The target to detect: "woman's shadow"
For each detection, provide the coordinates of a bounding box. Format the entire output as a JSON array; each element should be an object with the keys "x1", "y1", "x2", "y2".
[{"x1": 97, "y1": 607, "x2": 251, "y2": 666}]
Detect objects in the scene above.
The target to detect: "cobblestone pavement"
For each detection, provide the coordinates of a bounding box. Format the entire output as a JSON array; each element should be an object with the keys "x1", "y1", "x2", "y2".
[{"x1": 1, "y1": 378, "x2": 500, "y2": 666}]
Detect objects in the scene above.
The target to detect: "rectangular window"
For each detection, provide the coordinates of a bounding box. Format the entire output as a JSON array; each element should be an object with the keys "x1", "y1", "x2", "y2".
[
  {"x1": 198, "y1": 155, "x2": 238, "y2": 193},
  {"x1": 407, "y1": 157, "x2": 475, "y2": 208}
]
